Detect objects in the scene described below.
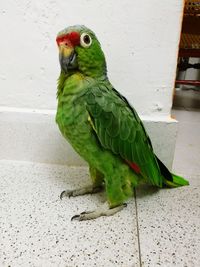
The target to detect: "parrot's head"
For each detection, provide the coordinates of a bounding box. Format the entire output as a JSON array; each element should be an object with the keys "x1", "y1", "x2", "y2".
[{"x1": 56, "y1": 25, "x2": 107, "y2": 78}]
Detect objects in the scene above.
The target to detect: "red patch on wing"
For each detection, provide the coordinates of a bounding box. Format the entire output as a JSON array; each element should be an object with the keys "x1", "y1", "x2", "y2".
[
  {"x1": 56, "y1": 31, "x2": 80, "y2": 46},
  {"x1": 125, "y1": 160, "x2": 141, "y2": 174}
]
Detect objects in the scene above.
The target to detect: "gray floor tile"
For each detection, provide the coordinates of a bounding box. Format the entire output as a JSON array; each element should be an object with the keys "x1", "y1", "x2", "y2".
[
  {"x1": 0, "y1": 160, "x2": 139, "y2": 267},
  {"x1": 172, "y1": 109, "x2": 200, "y2": 123},
  {"x1": 136, "y1": 185, "x2": 200, "y2": 267},
  {"x1": 173, "y1": 89, "x2": 200, "y2": 110},
  {"x1": 172, "y1": 109, "x2": 200, "y2": 184},
  {"x1": 137, "y1": 109, "x2": 200, "y2": 266}
]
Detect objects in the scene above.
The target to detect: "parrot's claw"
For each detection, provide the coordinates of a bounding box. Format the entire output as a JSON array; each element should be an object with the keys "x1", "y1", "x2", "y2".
[
  {"x1": 71, "y1": 202, "x2": 127, "y2": 221},
  {"x1": 71, "y1": 214, "x2": 80, "y2": 221},
  {"x1": 60, "y1": 185, "x2": 103, "y2": 200},
  {"x1": 60, "y1": 190, "x2": 73, "y2": 200}
]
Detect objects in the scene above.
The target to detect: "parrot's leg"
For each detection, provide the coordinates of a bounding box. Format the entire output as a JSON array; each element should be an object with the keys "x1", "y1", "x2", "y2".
[
  {"x1": 71, "y1": 202, "x2": 127, "y2": 221},
  {"x1": 89, "y1": 165, "x2": 104, "y2": 187},
  {"x1": 60, "y1": 185, "x2": 103, "y2": 199},
  {"x1": 60, "y1": 165, "x2": 104, "y2": 199}
]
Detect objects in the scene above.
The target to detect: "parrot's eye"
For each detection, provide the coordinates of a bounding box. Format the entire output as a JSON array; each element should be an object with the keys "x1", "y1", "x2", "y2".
[{"x1": 80, "y1": 33, "x2": 92, "y2": 48}]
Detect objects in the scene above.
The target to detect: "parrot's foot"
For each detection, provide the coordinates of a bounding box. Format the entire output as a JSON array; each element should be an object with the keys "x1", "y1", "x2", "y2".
[
  {"x1": 60, "y1": 185, "x2": 103, "y2": 200},
  {"x1": 71, "y1": 202, "x2": 127, "y2": 221}
]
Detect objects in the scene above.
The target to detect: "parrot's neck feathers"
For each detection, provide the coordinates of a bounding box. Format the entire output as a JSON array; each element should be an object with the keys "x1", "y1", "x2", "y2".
[
  {"x1": 57, "y1": 71, "x2": 108, "y2": 98},
  {"x1": 57, "y1": 71, "x2": 67, "y2": 98}
]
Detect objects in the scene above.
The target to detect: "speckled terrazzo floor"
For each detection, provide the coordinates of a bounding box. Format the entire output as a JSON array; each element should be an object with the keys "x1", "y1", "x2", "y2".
[
  {"x1": 0, "y1": 162, "x2": 138, "y2": 267},
  {"x1": 0, "y1": 109, "x2": 200, "y2": 267}
]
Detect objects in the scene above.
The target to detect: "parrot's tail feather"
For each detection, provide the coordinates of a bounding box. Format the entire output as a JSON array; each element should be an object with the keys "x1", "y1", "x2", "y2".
[
  {"x1": 172, "y1": 174, "x2": 189, "y2": 186},
  {"x1": 163, "y1": 173, "x2": 189, "y2": 188},
  {"x1": 155, "y1": 156, "x2": 189, "y2": 188}
]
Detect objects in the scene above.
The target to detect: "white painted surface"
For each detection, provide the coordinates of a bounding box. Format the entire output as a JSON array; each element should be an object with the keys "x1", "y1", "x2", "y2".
[
  {"x1": 0, "y1": 107, "x2": 177, "y2": 169},
  {"x1": 0, "y1": 0, "x2": 183, "y2": 117}
]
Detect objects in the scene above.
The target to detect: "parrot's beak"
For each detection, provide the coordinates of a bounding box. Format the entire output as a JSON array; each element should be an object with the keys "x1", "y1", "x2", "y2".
[
  {"x1": 58, "y1": 44, "x2": 77, "y2": 73},
  {"x1": 59, "y1": 45, "x2": 73, "y2": 58},
  {"x1": 56, "y1": 31, "x2": 80, "y2": 72}
]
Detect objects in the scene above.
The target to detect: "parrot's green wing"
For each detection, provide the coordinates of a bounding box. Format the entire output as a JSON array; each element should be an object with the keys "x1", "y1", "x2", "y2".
[{"x1": 85, "y1": 82, "x2": 163, "y2": 187}]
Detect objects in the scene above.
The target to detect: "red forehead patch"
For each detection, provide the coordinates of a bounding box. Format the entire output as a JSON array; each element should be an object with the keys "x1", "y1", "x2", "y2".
[{"x1": 56, "y1": 31, "x2": 80, "y2": 46}]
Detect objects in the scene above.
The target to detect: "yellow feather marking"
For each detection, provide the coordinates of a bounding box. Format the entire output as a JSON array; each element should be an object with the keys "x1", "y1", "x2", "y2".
[{"x1": 88, "y1": 115, "x2": 97, "y2": 133}]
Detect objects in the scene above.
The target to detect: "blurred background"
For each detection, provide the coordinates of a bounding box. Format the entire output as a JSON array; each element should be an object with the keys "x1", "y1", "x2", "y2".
[{"x1": 174, "y1": 0, "x2": 200, "y2": 109}]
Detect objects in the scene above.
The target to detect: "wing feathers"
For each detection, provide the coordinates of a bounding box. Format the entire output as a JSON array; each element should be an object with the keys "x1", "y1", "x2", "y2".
[{"x1": 86, "y1": 83, "x2": 162, "y2": 186}]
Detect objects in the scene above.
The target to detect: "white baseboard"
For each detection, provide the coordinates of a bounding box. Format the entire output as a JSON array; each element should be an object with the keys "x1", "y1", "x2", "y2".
[{"x1": 0, "y1": 107, "x2": 178, "y2": 169}]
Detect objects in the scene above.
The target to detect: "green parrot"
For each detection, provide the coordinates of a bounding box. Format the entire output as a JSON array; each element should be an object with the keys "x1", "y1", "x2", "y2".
[{"x1": 56, "y1": 25, "x2": 189, "y2": 221}]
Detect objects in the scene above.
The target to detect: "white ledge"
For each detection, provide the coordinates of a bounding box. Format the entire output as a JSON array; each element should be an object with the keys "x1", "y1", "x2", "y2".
[
  {"x1": 0, "y1": 106, "x2": 177, "y2": 122},
  {"x1": 0, "y1": 106, "x2": 178, "y2": 168}
]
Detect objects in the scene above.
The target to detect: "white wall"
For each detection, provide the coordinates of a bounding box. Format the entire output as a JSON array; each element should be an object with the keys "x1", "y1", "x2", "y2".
[
  {"x1": 0, "y1": 0, "x2": 184, "y2": 117},
  {"x1": 0, "y1": 1, "x2": 184, "y2": 167}
]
